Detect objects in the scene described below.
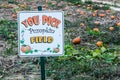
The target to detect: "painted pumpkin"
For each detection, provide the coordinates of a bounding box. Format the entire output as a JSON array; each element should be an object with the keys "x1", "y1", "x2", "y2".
[
  {"x1": 96, "y1": 41, "x2": 103, "y2": 47},
  {"x1": 54, "y1": 48, "x2": 59, "y2": 53},
  {"x1": 21, "y1": 45, "x2": 31, "y2": 53},
  {"x1": 72, "y1": 36, "x2": 81, "y2": 44}
]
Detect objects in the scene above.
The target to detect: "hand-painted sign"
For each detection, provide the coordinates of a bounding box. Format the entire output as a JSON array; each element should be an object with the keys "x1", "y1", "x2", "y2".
[{"x1": 18, "y1": 11, "x2": 64, "y2": 57}]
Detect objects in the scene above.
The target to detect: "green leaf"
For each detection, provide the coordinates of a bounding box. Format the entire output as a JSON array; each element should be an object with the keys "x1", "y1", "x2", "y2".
[
  {"x1": 75, "y1": 56, "x2": 81, "y2": 60},
  {"x1": 101, "y1": 47, "x2": 106, "y2": 53},
  {"x1": 20, "y1": 40, "x2": 24, "y2": 44},
  {"x1": 57, "y1": 44, "x2": 60, "y2": 47},
  {"x1": 92, "y1": 52, "x2": 101, "y2": 57},
  {"x1": 25, "y1": 50, "x2": 30, "y2": 54},
  {"x1": 34, "y1": 49, "x2": 38, "y2": 52},
  {"x1": 95, "y1": 49, "x2": 100, "y2": 53}
]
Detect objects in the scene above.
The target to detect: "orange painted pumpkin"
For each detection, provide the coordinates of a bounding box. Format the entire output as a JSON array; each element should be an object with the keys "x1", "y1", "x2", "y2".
[
  {"x1": 54, "y1": 48, "x2": 59, "y2": 53},
  {"x1": 21, "y1": 45, "x2": 31, "y2": 53},
  {"x1": 72, "y1": 37, "x2": 81, "y2": 44},
  {"x1": 96, "y1": 41, "x2": 103, "y2": 47}
]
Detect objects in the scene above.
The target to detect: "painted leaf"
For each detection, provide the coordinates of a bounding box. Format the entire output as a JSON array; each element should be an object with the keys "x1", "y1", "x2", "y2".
[
  {"x1": 21, "y1": 30, "x2": 24, "y2": 33},
  {"x1": 20, "y1": 40, "x2": 24, "y2": 44},
  {"x1": 47, "y1": 48, "x2": 50, "y2": 50},
  {"x1": 34, "y1": 49, "x2": 38, "y2": 52}
]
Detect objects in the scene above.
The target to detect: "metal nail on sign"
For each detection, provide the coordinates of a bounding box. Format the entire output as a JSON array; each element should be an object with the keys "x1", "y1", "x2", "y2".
[{"x1": 18, "y1": 11, "x2": 64, "y2": 57}]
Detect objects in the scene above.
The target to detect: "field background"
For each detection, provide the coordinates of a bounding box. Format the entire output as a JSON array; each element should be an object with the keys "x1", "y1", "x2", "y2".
[{"x1": 0, "y1": 0, "x2": 120, "y2": 80}]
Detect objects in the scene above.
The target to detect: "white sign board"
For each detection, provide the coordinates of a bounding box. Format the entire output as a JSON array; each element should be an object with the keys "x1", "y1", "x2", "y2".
[{"x1": 18, "y1": 11, "x2": 64, "y2": 57}]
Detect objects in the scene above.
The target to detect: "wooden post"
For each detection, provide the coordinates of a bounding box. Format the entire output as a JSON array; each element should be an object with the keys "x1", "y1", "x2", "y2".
[{"x1": 38, "y1": 6, "x2": 46, "y2": 80}]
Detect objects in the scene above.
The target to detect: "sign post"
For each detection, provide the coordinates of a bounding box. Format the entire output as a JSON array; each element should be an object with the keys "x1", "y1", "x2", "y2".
[
  {"x1": 18, "y1": 6, "x2": 64, "y2": 80},
  {"x1": 38, "y1": 6, "x2": 45, "y2": 80}
]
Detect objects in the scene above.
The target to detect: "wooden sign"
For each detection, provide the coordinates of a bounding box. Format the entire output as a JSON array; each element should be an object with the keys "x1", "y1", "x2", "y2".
[{"x1": 18, "y1": 11, "x2": 64, "y2": 57}]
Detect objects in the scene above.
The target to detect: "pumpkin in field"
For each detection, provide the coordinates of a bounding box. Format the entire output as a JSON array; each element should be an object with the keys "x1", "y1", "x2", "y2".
[
  {"x1": 21, "y1": 45, "x2": 31, "y2": 53},
  {"x1": 111, "y1": 16, "x2": 115, "y2": 19},
  {"x1": 117, "y1": 22, "x2": 120, "y2": 27},
  {"x1": 106, "y1": 10, "x2": 111, "y2": 13},
  {"x1": 92, "y1": 13, "x2": 97, "y2": 17},
  {"x1": 109, "y1": 27, "x2": 114, "y2": 31},
  {"x1": 94, "y1": 21, "x2": 100, "y2": 25},
  {"x1": 93, "y1": 28, "x2": 99, "y2": 32},
  {"x1": 94, "y1": 10, "x2": 98, "y2": 13},
  {"x1": 99, "y1": 13, "x2": 106, "y2": 17},
  {"x1": 80, "y1": 11, "x2": 84, "y2": 15},
  {"x1": 80, "y1": 23, "x2": 85, "y2": 27},
  {"x1": 96, "y1": 41, "x2": 103, "y2": 47},
  {"x1": 72, "y1": 36, "x2": 81, "y2": 44},
  {"x1": 76, "y1": 9, "x2": 81, "y2": 13},
  {"x1": 11, "y1": 13, "x2": 17, "y2": 18}
]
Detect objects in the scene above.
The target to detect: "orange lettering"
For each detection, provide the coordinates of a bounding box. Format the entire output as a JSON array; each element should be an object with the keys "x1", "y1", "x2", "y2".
[
  {"x1": 21, "y1": 20, "x2": 28, "y2": 28},
  {"x1": 51, "y1": 18, "x2": 56, "y2": 27},
  {"x1": 55, "y1": 19, "x2": 61, "y2": 28},
  {"x1": 47, "y1": 16, "x2": 51, "y2": 26},
  {"x1": 42, "y1": 15, "x2": 47, "y2": 25},
  {"x1": 27, "y1": 17, "x2": 33, "y2": 26},
  {"x1": 33, "y1": 16, "x2": 39, "y2": 25}
]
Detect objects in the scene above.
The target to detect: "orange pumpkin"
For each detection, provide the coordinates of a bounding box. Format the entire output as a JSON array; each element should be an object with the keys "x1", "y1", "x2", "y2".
[
  {"x1": 117, "y1": 22, "x2": 120, "y2": 27},
  {"x1": 21, "y1": 45, "x2": 31, "y2": 53},
  {"x1": 80, "y1": 23, "x2": 85, "y2": 27},
  {"x1": 99, "y1": 13, "x2": 106, "y2": 17},
  {"x1": 76, "y1": 9, "x2": 81, "y2": 13},
  {"x1": 77, "y1": 4, "x2": 81, "y2": 7},
  {"x1": 94, "y1": 10, "x2": 98, "y2": 13},
  {"x1": 87, "y1": 7, "x2": 91, "y2": 10},
  {"x1": 109, "y1": 27, "x2": 114, "y2": 31},
  {"x1": 106, "y1": 10, "x2": 111, "y2": 13},
  {"x1": 94, "y1": 21, "x2": 100, "y2": 25},
  {"x1": 93, "y1": 28, "x2": 99, "y2": 32},
  {"x1": 11, "y1": 13, "x2": 17, "y2": 18},
  {"x1": 80, "y1": 11, "x2": 84, "y2": 15},
  {"x1": 92, "y1": 13, "x2": 97, "y2": 17},
  {"x1": 72, "y1": 37, "x2": 81, "y2": 44},
  {"x1": 96, "y1": 41, "x2": 103, "y2": 47},
  {"x1": 111, "y1": 16, "x2": 115, "y2": 19}
]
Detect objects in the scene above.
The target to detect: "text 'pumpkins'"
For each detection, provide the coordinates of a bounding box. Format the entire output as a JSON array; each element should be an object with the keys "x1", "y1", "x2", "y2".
[{"x1": 72, "y1": 37, "x2": 81, "y2": 44}]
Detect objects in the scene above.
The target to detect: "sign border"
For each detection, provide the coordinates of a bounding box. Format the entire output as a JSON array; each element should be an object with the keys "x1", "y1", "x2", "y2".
[{"x1": 18, "y1": 11, "x2": 64, "y2": 57}]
